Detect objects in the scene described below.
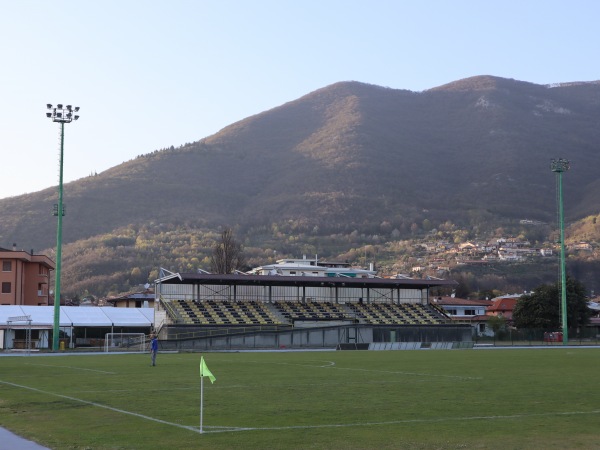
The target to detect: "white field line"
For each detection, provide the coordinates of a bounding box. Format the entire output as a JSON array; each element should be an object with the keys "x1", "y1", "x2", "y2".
[
  {"x1": 201, "y1": 409, "x2": 600, "y2": 434},
  {"x1": 328, "y1": 366, "x2": 482, "y2": 380},
  {"x1": 220, "y1": 359, "x2": 482, "y2": 380},
  {"x1": 0, "y1": 379, "x2": 201, "y2": 434},
  {"x1": 25, "y1": 363, "x2": 117, "y2": 375},
  {"x1": 1, "y1": 378, "x2": 598, "y2": 435},
  {"x1": 66, "y1": 378, "x2": 432, "y2": 394},
  {"x1": 67, "y1": 376, "x2": 439, "y2": 395}
]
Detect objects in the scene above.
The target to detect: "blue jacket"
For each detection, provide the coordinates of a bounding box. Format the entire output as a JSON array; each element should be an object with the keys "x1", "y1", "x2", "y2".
[{"x1": 151, "y1": 338, "x2": 158, "y2": 351}]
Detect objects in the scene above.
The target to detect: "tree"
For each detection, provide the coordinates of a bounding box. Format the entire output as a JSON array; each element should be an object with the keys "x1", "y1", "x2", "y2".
[
  {"x1": 452, "y1": 272, "x2": 474, "y2": 299},
  {"x1": 487, "y1": 315, "x2": 507, "y2": 340},
  {"x1": 512, "y1": 277, "x2": 592, "y2": 330},
  {"x1": 210, "y1": 228, "x2": 246, "y2": 274}
]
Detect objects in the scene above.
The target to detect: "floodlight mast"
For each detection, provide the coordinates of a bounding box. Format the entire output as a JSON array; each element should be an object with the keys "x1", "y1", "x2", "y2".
[
  {"x1": 550, "y1": 158, "x2": 570, "y2": 346},
  {"x1": 46, "y1": 104, "x2": 80, "y2": 351}
]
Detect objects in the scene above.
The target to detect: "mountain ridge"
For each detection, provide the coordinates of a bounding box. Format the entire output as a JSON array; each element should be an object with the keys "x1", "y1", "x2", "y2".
[{"x1": 1, "y1": 75, "x2": 600, "y2": 296}]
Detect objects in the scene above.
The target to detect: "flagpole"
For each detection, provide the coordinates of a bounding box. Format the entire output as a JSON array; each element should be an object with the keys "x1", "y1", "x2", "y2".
[
  {"x1": 200, "y1": 375, "x2": 204, "y2": 434},
  {"x1": 199, "y1": 356, "x2": 215, "y2": 434}
]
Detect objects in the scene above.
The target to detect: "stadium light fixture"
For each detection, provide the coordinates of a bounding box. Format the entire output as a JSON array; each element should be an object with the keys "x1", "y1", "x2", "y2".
[
  {"x1": 550, "y1": 158, "x2": 570, "y2": 345},
  {"x1": 46, "y1": 103, "x2": 80, "y2": 351}
]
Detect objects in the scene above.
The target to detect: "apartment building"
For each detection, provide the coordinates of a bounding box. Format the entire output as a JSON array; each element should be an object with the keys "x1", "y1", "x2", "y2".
[{"x1": 0, "y1": 245, "x2": 55, "y2": 306}]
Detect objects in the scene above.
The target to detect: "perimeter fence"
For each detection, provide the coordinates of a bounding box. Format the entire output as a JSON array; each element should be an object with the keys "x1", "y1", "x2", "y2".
[{"x1": 473, "y1": 327, "x2": 600, "y2": 347}]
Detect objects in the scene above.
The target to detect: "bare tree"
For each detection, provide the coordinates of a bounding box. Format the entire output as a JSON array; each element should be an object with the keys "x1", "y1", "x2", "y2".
[{"x1": 210, "y1": 228, "x2": 246, "y2": 274}]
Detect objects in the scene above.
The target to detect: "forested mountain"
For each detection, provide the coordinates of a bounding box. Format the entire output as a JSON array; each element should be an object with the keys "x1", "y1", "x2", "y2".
[{"x1": 1, "y1": 76, "x2": 600, "y2": 297}]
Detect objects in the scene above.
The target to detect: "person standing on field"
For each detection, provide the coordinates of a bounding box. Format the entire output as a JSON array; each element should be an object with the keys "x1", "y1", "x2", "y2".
[{"x1": 150, "y1": 334, "x2": 158, "y2": 366}]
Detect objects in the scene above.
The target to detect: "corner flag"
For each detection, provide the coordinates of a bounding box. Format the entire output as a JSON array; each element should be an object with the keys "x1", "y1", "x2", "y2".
[{"x1": 200, "y1": 356, "x2": 216, "y2": 384}]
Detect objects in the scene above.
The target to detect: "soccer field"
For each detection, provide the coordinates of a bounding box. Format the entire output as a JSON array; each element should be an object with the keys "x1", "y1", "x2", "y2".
[{"x1": 0, "y1": 348, "x2": 598, "y2": 449}]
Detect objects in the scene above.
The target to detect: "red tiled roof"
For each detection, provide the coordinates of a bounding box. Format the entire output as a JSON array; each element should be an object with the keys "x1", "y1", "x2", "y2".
[{"x1": 488, "y1": 297, "x2": 518, "y2": 312}]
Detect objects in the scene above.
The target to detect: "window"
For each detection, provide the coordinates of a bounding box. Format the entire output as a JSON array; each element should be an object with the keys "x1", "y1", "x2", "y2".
[
  {"x1": 2, "y1": 282, "x2": 11, "y2": 294},
  {"x1": 464, "y1": 309, "x2": 476, "y2": 315},
  {"x1": 2, "y1": 261, "x2": 11, "y2": 272}
]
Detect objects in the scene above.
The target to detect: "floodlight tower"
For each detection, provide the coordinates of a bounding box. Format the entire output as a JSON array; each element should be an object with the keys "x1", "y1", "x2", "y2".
[
  {"x1": 46, "y1": 104, "x2": 80, "y2": 351},
  {"x1": 550, "y1": 158, "x2": 570, "y2": 345}
]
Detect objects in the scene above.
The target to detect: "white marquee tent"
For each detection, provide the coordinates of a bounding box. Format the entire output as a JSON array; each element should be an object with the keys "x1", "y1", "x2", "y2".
[{"x1": 0, "y1": 306, "x2": 154, "y2": 349}]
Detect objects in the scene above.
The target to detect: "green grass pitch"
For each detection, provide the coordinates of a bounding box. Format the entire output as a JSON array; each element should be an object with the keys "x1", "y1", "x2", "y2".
[{"x1": 1, "y1": 348, "x2": 598, "y2": 449}]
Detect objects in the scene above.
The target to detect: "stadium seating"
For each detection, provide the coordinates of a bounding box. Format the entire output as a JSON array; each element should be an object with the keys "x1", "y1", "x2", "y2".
[
  {"x1": 273, "y1": 301, "x2": 351, "y2": 321},
  {"x1": 170, "y1": 299, "x2": 283, "y2": 325},
  {"x1": 346, "y1": 302, "x2": 447, "y2": 325},
  {"x1": 167, "y1": 299, "x2": 448, "y2": 326}
]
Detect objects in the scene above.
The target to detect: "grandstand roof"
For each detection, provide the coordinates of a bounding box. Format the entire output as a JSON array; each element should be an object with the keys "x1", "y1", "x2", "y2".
[{"x1": 157, "y1": 272, "x2": 457, "y2": 289}]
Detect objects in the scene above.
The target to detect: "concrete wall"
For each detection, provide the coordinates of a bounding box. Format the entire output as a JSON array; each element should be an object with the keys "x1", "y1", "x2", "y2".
[{"x1": 159, "y1": 324, "x2": 470, "y2": 351}]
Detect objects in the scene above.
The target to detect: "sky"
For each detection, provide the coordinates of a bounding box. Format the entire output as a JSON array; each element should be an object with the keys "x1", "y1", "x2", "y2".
[{"x1": 1, "y1": 0, "x2": 599, "y2": 199}]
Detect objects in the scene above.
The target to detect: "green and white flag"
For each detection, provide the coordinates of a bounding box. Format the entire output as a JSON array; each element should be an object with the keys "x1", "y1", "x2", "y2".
[{"x1": 200, "y1": 356, "x2": 216, "y2": 384}]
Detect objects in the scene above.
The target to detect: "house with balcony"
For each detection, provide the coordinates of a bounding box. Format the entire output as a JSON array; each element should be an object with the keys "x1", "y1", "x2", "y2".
[
  {"x1": 248, "y1": 256, "x2": 377, "y2": 278},
  {"x1": 0, "y1": 245, "x2": 54, "y2": 306},
  {"x1": 104, "y1": 285, "x2": 155, "y2": 308},
  {"x1": 431, "y1": 296, "x2": 492, "y2": 336}
]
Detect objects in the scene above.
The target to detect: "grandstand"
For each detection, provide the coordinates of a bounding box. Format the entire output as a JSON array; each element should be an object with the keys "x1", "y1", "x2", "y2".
[
  {"x1": 155, "y1": 271, "x2": 470, "y2": 349},
  {"x1": 168, "y1": 298, "x2": 446, "y2": 326}
]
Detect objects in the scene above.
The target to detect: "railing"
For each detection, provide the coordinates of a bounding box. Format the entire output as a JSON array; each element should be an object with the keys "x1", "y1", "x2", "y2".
[
  {"x1": 428, "y1": 302, "x2": 452, "y2": 320},
  {"x1": 167, "y1": 324, "x2": 293, "y2": 341},
  {"x1": 160, "y1": 297, "x2": 180, "y2": 323}
]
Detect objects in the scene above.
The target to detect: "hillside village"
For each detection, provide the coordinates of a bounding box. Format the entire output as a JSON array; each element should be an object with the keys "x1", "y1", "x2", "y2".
[{"x1": 401, "y1": 234, "x2": 597, "y2": 278}]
